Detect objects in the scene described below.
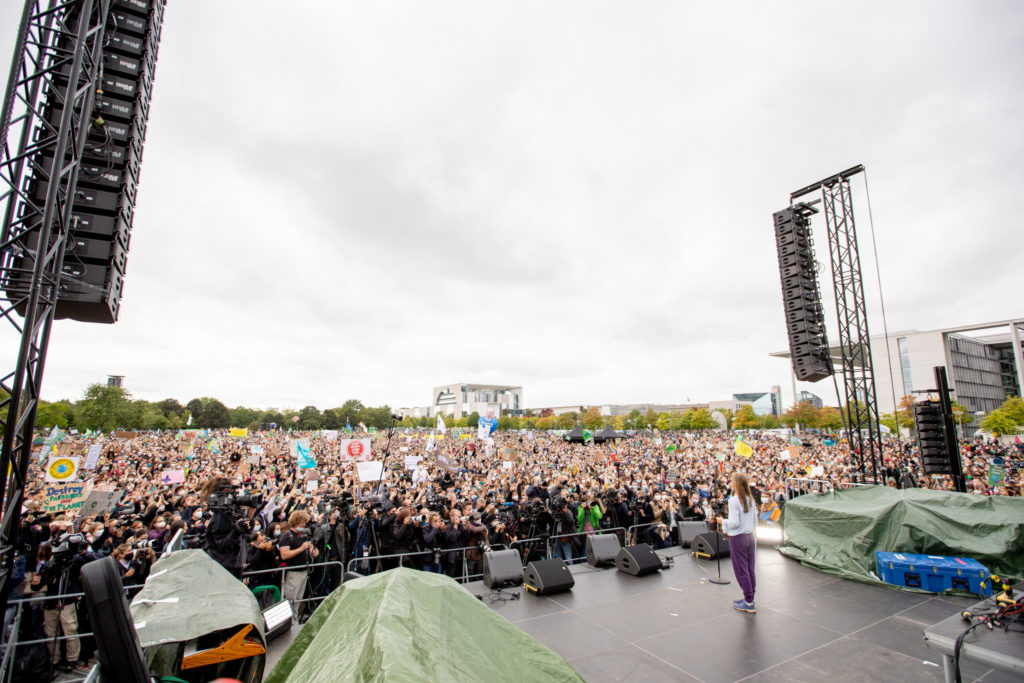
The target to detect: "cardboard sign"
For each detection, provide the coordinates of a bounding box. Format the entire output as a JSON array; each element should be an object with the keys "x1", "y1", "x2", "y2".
[
  {"x1": 45, "y1": 456, "x2": 80, "y2": 483},
  {"x1": 436, "y1": 455, "x2": 459, "y2": 473},
  {"x1": 81, "y1": 489, "x2": 123, "y2": 517},
  {"x1": 666, "y1": 469, "x2": 679, "y2": 482},
  {"x1": 115, "y1": 431, "x2": 137, "y2": 439},
  {"x1": 83, "y1": 443, "x2": 104, "y2": 469},
  {"x1": 339, "y1": 439, "x2": 372, "y2": 462},
  {"x1": 247, "y1": 454, "x2": 262, "y2": 466},
  {"x1": 322, "y1": 430, "x2": 338, "y2": 441},
  {"x1": 43, "y1": 482, "x2": 87, "y2": 515},
  {"x1": 306, "y1": 479, "x2": 318, "y2": 492},
  {"x1": 404, "y1": 455, "x2": 422, "y2": 471},
  {"x1": 305, "y1": 468, "x2": 320, "y2": 481},
  {"x1": 357, "y1": 461, "x2": 385, "y2": 482}
]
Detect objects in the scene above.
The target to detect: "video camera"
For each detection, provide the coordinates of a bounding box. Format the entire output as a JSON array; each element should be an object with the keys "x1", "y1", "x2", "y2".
[
  {"x1": 324, "y1": 492, "x2": 354, "y2": 519},
  {"x1": 425, "y1": 494, "x2": 447, "y2": 513},
  {"x1": 50, "y1": 532, "x2": 86, "y2": 566},
  {"x1": 208, "y1": 484, "x2": 263, "y2": 514},
  {"x1": 519, "y1": 499, "x2": 547, "y2": 524}
]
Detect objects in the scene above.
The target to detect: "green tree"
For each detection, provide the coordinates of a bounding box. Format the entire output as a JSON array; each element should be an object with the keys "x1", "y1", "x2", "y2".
[
  {"x1": 259, "y1": 410, "x2": 284, "y2": 429},
  {"x1": 498, "y1": 415, "x2": 513, "y2": 431},
  {"x1": 817, "y1": 407, "x2": 844, "y2": 432},
  {"x1": 77, "y1": 384, "x2": 134, "y2": 431},
  {"x1": 464, "y1": 411, "x2": 480, "y2": 431},
  {"x1": 981, "y1": 409, "x2": 1018, "y2": 436},
  {"x1": 644, "y1": 409, "x2": 657, "y2": 429},
  {"x1": 231, "y1": 406, "x2": 260, "y2": 428},
  {"x1": 296, "y1": 405, "x2": 322, "y2": 430},
  {"x1": 336, "y1": 400, "x2": 366, "y2": 427},
  {"x1": 139, "y1": 404, "x2": 169, "y2": 430},
  {"x1": 190, "y1": 398, "x2": 230, "y2": 428},
  {"x1": 655, "y1": 412, "x2": 672, "y2": 431},
  {"x1": 36, "y1": 401, "x2": 70, "y2": 430},
  {"x1": 624, "y1": 409, "x2": 643, "y2": 430},
  {"x1": 320, "y1": 408, "x2": 342, "y2": 429},
  {"x1": 998, "y1": 396, "x2": 1024, "y2": 425},
  {"x1": 688, "y1": 408, "x2": 718, "y2": 430},
  {"x1": 733, "y1": 405, "x2": 759, "y2": 429},
  {"x1": 760, "y1": 414, "x2": 781, "y2": 429},
  {"x1": 535, "y1": 416, "x2": 554, "y2": 430},
  {"x1": 555, "y1": 412, "x2": 576, "y2": 430},
  {"x1": 523, "y1": 416, "x2": 538, "y2": 429},
  {"x1": 582, "y1": 407, "x2": 603, "y2": 430}
]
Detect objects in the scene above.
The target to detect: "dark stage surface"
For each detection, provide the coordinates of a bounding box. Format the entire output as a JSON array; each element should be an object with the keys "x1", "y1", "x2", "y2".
[{"x1": 266, "y1": 543, "x2": 1019, "y2": 682}]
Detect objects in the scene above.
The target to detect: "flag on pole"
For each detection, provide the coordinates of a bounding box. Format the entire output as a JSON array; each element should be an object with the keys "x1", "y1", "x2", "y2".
[
  {"x1": 437, "y1": 414, "x2": 446, "y2": 434},
  {"x1": 426, "y1": 434, "x2": 436, "y2": 452},
  {"x1": 735, "y1": 436, "x2": 753, "y2": 458},
  {"x1": 582, "y1": 429, "x2": 594, "y2": 444},
  {"x1": 358, "y1": 421, "x2": 367, "y2": 433},
  {"x1": 345, "y1": 421, "x2": 353, "y2": 433},
  {"x1": 186, "y1": 413, "x2": 193, "y2": 426}
]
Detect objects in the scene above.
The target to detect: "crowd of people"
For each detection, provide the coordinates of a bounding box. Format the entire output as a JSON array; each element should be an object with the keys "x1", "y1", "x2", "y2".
[{"x1": 3, "y1": 423, "x2": 1021, "y2": 675}]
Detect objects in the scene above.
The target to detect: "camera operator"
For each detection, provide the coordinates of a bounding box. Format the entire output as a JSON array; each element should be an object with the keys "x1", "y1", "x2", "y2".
[
  {"x1": 278, "y1": 510, "x2": 319, "y2": 622},
  {"x1": 442, "y1": 508, "x2": 468, "y2": 580},
  {"x1": 550, "y1": 496, "x2": 577, "y2": 564},
  {"x1": 199, "y1": 478, "x2": 249, "y2": 580},
  {"x1": 463, "y1": 511, "x2": 489, "y2": 579},
  {"x1": 311, "y1": 507, "x2": 347, "y2": 593},
  {"x1": 35, "y1": 533, "x2": 97, "y2": 671}
]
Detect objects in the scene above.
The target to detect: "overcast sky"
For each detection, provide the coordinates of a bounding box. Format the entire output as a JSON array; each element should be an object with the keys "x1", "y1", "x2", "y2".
[{"x1": 1, "y1": 1, "x2": 1021, "y2": 412}]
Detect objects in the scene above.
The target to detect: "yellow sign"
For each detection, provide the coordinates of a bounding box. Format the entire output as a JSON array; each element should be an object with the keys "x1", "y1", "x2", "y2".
[
  {"x1": 229, "y1": 428, "x2": 248, "y2": 437},
  {"x1": 45, "y1": 456, "x2": 80, "y2": 483}
]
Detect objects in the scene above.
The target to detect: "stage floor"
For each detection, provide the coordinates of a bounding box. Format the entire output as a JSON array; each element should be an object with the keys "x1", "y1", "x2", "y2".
[{"x1": 265, "y1": 545, "x2": 1018, "y2": 682}]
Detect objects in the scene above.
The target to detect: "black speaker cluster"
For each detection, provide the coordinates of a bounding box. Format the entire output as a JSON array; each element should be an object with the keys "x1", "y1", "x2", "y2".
[
  {"x1": 773, "y1": 206, "x2": 833, "y2": 382},
  {"x1": 14, "y1": 0, "x2": 166, "y2": 324},
  {"x1": 913, "y1": 400, "x2": 951, "y2": 474}
]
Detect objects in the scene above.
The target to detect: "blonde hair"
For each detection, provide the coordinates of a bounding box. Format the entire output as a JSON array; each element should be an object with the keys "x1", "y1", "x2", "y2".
[{"x1": 731, "y1": 472, "x2": 753, "y2": 513}]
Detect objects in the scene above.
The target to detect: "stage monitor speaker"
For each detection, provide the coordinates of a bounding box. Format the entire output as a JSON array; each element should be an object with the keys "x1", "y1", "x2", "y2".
[
  {"x1": 483, "y1": 549, "x2": 523, "y2": 588},
  {"x1": 692, "y1": 532, "x2": 730, "y2": 559},
  {"x1": 524, "y1": 558, "x2": 574, "y2": 595},
  {"x1": 615, "y1": 544, "x2": 662, "y2": 576},
  {"x1": 676, "y1": 521, "x2": 709, "y2": 548},
  {"x1": 586, "y1": 534, "x2": 621, "y2": 566},
  {"x1": 81, "y1": 556, "x2": 151, "y2": 683}
]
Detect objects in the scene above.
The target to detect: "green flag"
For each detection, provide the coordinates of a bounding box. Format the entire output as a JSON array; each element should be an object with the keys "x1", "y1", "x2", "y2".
[
  {"x1": 666, "y1": 444, "x2": 676, "y2": 453},
  {"x1": 582, "y1": 429, "x2": 593, "y2": 444}
]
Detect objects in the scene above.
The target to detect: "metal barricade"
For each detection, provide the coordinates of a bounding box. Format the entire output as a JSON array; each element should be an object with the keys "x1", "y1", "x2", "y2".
[
  {"x1": 242, "y1": 560, "x2": 346, "y2": 612},
  {"x1": 343, "y1": 545, "x2": 506, "y2": 584},
  {"x1": 626, "y1": 522, "x2": 661, "y2": 546}
]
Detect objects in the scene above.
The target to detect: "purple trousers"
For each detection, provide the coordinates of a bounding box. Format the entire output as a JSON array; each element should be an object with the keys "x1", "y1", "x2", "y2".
[{"x1": 728, "y1": 532, "x2": 756, "y2": 603}]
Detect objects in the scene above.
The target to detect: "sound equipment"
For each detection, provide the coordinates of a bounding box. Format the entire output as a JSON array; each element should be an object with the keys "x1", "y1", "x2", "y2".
[
  {"x1": 773, "y1": 206, "x2": 833, "y2": 382},
  {"x1": 261, "y1": 599, "x2": 293, "y2": 641},
  {"x1": 913, "y1": 400, "x2": 951, "y2": 474},
  {"x1": 615, "y1": 544, "x2": 662, "y2": 576},
  {"x1": 676, "y1": 521, "x2": 709, "y2": 548},
  {"x1": 692, "y1": 532, "x2": 730, "y2": 559},
  {"x1": 81, "y1": 557, "x2": 151, "y2": 683},
  {"x1": 586, "y1": 534, "x2": 621, "y2": 567},
  {"x1": 483, "y1": 549, "x2": 524, "y2": 589},
  {"x1": 523, "y1": 559, "x2": 574, "y2": 595}
]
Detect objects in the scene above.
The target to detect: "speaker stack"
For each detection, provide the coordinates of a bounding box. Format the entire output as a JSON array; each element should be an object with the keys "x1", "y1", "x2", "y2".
[
  {"x1": 615, "y1": 544, "x2": 662, "y2": 577},
  {"x1": 483, "y1": 549, "x2": 524, "y2": 589},
  {"x1": 523, "y1": 559, "x2": 574, "y2": 595}
]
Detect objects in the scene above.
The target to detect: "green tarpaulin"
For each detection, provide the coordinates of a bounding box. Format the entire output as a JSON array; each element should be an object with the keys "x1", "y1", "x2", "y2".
[
  {"x1": 266, "y1": 567, "x2": 583, "y2": 683},
  {"x1": 779, "y1": 486, "x2": 1024, "y2": 589},
  {"x1": 129, "y1": 550, "x2": 265, "y2": 676}
]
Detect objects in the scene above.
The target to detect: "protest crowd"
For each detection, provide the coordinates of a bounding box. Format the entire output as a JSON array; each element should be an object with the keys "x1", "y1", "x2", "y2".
[{"x1": 2, "y1": 421, "x2": 1021, "y2": 675}]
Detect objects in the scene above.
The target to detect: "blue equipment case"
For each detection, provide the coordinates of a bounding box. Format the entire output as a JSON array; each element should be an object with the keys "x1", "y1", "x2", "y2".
[{"x1": 875, "y1": 551, "x2": 991, "y2": 596}]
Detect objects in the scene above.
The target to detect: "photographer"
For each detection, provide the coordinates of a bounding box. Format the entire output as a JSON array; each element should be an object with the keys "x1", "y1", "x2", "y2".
[
  {"x1": 278, "y1": 510, "x2": 319, "y2": 622},
  {"x1": 36, "y1": 534, "x2": 96, "y2": 671},
  {"x1": 576, "y1": 494, "x2": 604, "y2": 536},
  {"x1": 441, "y1": 508, "x2": 468, "y2": 580},
  {"x1": 463, "y1": 511, "x2": 489, "y2": 579},
  {"x1": 419, "y1": 513, "x2": 445, "y2": 573},
  {"x1": 550, "y1": 497, "x2": 577, "y2": 564}
]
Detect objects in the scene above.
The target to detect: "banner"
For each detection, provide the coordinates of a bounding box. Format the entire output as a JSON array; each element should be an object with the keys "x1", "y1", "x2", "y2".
[
  {"x1": 43, "y1": 482, "x2": 87, "y2": 515},
  {"x1": 115, "y1": 431, "x2": 137, "y2": 439},
  {"x1": 404, "y1": 455, "x2": 422, "y2": 471},
  {"x1": 436, "y1": 455, "x2": 459, "y2": 473},
  {"x1": 229, "y1": 428, "x2": 248, "y2": 437},
  {"x1": 357, "y1": 461, "x2": 384, "y2": 482},
  {"x1": 322, "y1": 430, "x2": 338, "y2": 441},
  {"x1": 160, "y1": 469, "x2": 186, "y2": 485},
  {"x1": 735, "y1": 437, "x2": 753, "y2": 458},
  {"x1": 81, "y1": 489, "x2": 123, "y2": 517},
  {"x1": 45, "y1": 455, "x2": 80, "y2": 483},
  {"x1": 339, "y1": 439, "x2": 372, "y2": 462},
  {"x1": 83, "y1": 443, "x2": 104, "y2": 469}
]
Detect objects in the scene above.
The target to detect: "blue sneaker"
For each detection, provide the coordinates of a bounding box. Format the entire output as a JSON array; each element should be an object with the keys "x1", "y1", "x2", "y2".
[{"x1": 733, "y1": 599, "x2": 756, "y2": 613}]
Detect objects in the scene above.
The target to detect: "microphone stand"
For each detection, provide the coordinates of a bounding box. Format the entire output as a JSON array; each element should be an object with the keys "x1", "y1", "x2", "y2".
[{"x1": 708, "y1": 479, "x2": 730, "y2": 585}]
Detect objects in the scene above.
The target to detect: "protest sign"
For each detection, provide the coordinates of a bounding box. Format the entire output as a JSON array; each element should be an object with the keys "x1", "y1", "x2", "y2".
[
  {"x1": 322, "y1": 430, "x2": 338, "y2": 441},
  {"x1": 357, "y1": 461, "x2": 385, "y2": 482},
  {"x1": 247, "y1": 454, "x2": 261, "y2": 466},
  {"x1": 45, "y1": 456, "x2": 80, "y2": 483},
  {"x1": 249, "y1": 445, "x2": 264, "y2": 455},
  {"x1": 339, "y1": 439, "x2": 371, "y2": 462},
  {"x1": 666, "y1": 469, "x2": 679, "y2": 482},
  {"x1": 779, "y1": 449, "x2": 791, "y2": 462},
  {"x1": 502, "y1": 461, "x2": 513, "y2": 470},
  {"x1": 306, "y1": 480, "x2": 318, "y2": 492},
  {"x1": 43, "y1": 482, "x2": 86, "y2": 515},
  {"x1": 305, "y1": 468, "x2": 320, "y2": 481},
  {"x1": 436, "y1": 455, "x2": 459, "y2": 473},
  {"x1": 81, "y1": 489, "x2": 123, "y2": 517},
  {"x1": 404, "y1": 455, "x2": 422, "y2": 471},
  {"x1": 160, "y1": 469, "x2": 186, "y2": 485},
  {"x1": 83, "y1": 443, "x2": 104, "y2": 469}
]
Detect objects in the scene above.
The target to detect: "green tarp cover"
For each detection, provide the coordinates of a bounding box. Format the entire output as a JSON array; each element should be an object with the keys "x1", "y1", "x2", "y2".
[
  {"x1": 266, "y1": 567, "x2": 583, "y2": 683},
  {"x1": 130, "y1": 549, "x2": 265, "y2": 647},
  {"x1": 779, "y1": 486, "x2": 1024, "y2": 588}
]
